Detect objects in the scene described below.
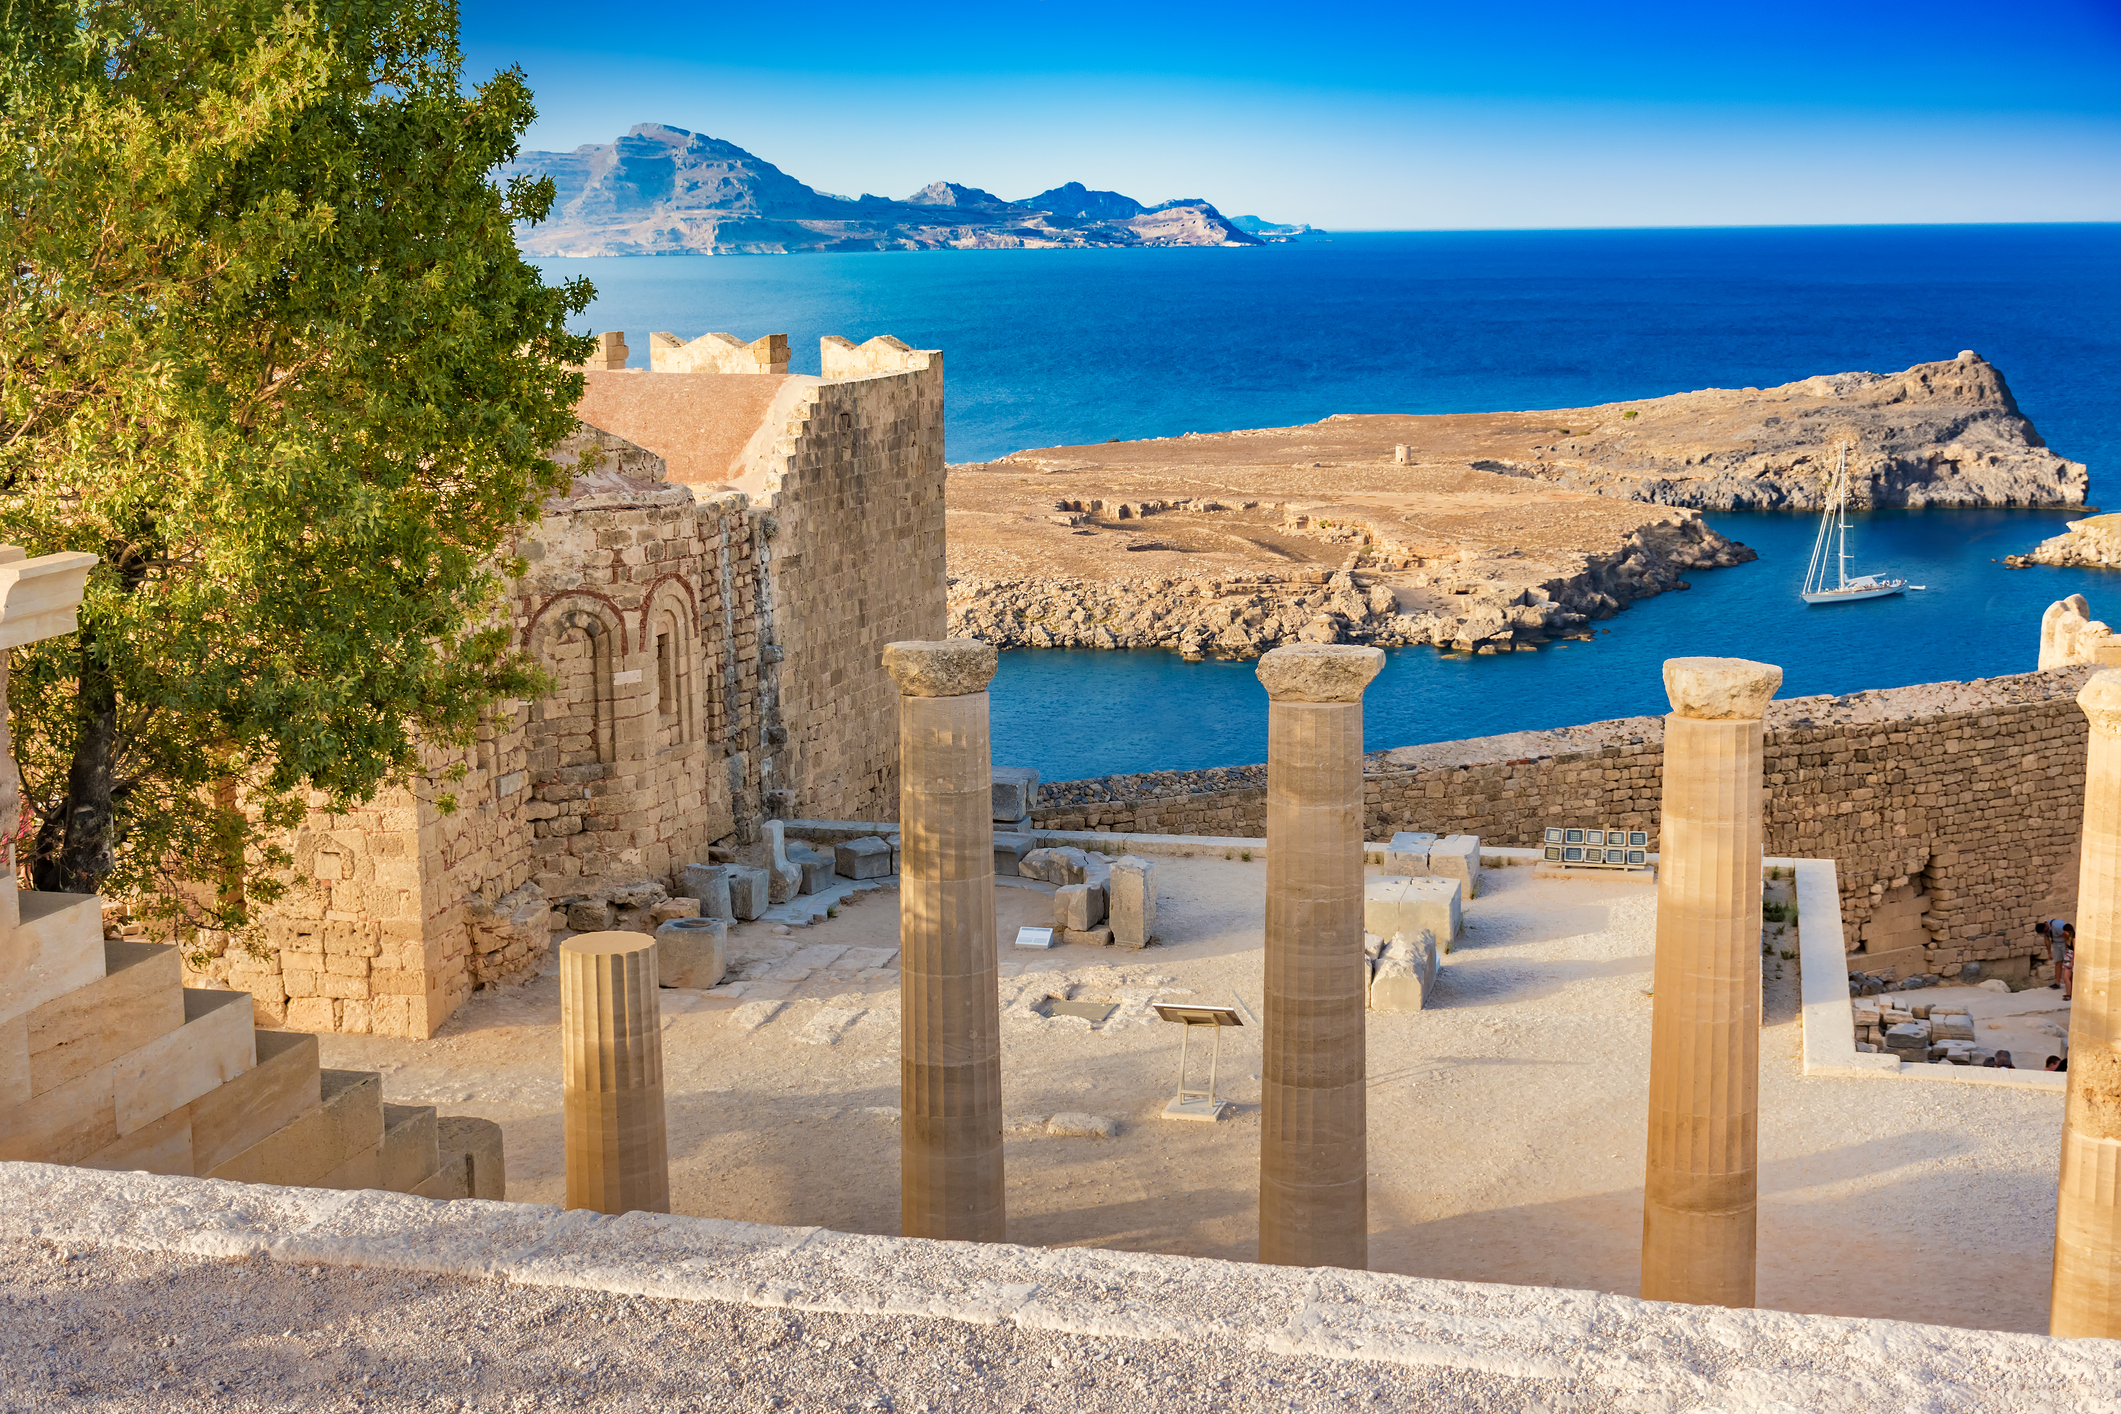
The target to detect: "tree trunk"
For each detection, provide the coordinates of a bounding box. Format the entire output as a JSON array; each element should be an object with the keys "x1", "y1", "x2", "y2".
[{"x1": 30, "y1": 632, "x2": 118, "y2": 897}]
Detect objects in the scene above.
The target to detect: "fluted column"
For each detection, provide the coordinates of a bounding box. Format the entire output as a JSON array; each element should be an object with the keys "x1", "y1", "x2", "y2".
[
  {"x1": 886, "y1": 638, "x2": 1005, "y2": 1243},
  {"x1": 1640, "y1": 656, "x2": 1780, "y2": 1307},
  {"x1": 561, "y1": 930, "x2": 669, "y2": 1215},
  {"x1": 1257, "y1": 643, "x2": 1385, "y2": 1270},
  {"x1": 2054, "y1": 671, "x2": 2121, "y2": 1336}
]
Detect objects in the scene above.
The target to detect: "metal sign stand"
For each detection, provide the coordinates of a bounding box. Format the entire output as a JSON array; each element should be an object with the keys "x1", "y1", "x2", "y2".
[{"x1": 1155, "y1": 1003, "x2": 1243, "y2": 1122}]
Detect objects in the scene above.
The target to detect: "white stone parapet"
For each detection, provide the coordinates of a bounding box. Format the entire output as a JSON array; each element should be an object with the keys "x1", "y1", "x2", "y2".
[{"x1": 0, "y1": 1162, "x2": 2106, "y2": 1409}]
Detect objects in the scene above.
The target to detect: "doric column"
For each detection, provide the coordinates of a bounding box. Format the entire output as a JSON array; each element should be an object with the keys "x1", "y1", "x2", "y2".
[
  {"x1": 2054, "y1": 670, "x2": 2121, "y2": 1336},
  {"x1": 1256, "y1": 643, "x2": 1385, "y2": 1270},
  {"x1": 1641, "y1": 656, "x2": 1781, "y2": 1307},
  {"x1": 560, "y1": 930, "x2": 669, "y2": 1215},
  {"x1": 884, "y1": 638, "x2": 1005, "y2": 1243}
]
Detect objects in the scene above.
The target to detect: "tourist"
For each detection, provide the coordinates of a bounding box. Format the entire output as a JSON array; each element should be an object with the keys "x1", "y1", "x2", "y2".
[
  {"x1": 2062, "y1": 923, "x2": 2076, "y2": 1001},
  {"x1": 2047, "y1": 1055, "x2": 2067, "y2": 1072},
  {"x1": 1995, "y1": 1050, "x2": 2016, "y2": 1069},
  {"x1": 2038, "y1": 918, "x2": 2071, "y2": 988}
]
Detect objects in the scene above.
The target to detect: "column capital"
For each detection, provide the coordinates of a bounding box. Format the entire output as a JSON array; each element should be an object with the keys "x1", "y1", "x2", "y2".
[
  {"x1": 1662, "y1": 657, "x2": 1781, "y2": 721},
  {"x1": 2081, "y1": 669, "x2": 2121, "y2": 735},
  {"x1": 1256, "y1": 644, "x2": 1385, "y2": 703},
  {"x1": 883, "y1": 639, "x2": 997, "y2": 697}
]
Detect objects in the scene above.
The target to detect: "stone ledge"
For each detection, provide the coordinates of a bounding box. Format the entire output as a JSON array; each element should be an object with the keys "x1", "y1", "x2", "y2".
[{"x1": 0, "y1": 1163, "x2": 2109, "y2": 1406}]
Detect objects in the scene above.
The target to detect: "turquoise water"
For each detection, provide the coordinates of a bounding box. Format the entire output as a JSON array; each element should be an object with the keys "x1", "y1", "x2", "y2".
[
  {"x1": 989, "y1": 509, "x2": 2108, "y2": 779},
  {"x1": 546, "y1": 225, "x2": 2121, "y2": 778}
]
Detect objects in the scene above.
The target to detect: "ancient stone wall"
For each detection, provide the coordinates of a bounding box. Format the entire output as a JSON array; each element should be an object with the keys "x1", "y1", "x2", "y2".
[
  {"x1": 209, "y1": 335, "x2": 945, "y2": 1039},
  {"x1": 1029, "y1": 668, "x2": 2096, "y2": 982},
  {"x1": 754, "y1": 338, "x2": 947, "y2": 821}
]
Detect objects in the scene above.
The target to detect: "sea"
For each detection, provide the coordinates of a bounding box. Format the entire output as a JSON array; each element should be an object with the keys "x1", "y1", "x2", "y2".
[{"x1": 539, "y1": 225, "x2": 2121, "y2": 782}]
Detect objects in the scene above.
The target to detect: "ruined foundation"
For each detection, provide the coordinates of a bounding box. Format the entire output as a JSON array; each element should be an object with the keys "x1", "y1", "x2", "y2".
[
  {"x1": 1640, "y1": 656, "x2": 1781, "y2": 1307},
  {"x1": 887, "y1": 639, "x2": 1005, "y2": 1243},
  {"x1": 1256, "y1": 643, "x2": 1385, "y2": 1270},
  {"x1": 2053, "y1": 671, "x2": 2121, "y2": 1337},
  {"x1": 560, "y1": 931, "x2": 669, "y2": 1216}
]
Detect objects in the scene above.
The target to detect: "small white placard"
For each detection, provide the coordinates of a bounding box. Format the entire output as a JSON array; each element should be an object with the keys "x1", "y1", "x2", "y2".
[
  {"x1": 1013, "y1": 926, "x2": 1055, "y2": 949},
  {"x1": 612, "y1": 669, "x2": 644, "y2": 685}
]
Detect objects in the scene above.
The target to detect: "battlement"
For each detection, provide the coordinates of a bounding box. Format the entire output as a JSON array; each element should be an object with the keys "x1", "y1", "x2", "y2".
[
  {"x1": 649, "y1": 330, "x2": 790, "y2": 375},
  {"x1": 577, "y1": 330, "x2": 628, "y2": 371},
  {"x1": 821, "y1": 333, "x2": 939, "y2": 380}
]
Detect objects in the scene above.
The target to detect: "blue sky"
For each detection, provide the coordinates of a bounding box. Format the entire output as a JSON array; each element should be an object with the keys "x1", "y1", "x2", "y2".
[{"x1": 462, "y1": 0, "x2": 2121, "y2": 228}]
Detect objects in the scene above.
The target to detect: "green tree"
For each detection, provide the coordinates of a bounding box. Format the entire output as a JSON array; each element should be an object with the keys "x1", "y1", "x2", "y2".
[{"x1": 0, "y1": 0, "x2": 592, "y2": 931}]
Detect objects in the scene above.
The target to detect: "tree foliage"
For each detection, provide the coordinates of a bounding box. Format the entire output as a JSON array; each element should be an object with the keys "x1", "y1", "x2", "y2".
[{"x1": 0, "y1": 0, "x2": 592, "y2": 931}]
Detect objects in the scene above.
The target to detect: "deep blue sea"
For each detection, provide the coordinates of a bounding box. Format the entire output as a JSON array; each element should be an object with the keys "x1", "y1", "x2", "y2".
[{"x1": 542, "y1": 226, "x2": 2121, "y2": 780}]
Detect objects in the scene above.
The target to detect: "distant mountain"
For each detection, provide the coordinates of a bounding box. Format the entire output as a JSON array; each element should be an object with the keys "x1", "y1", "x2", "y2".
[
  {"x1": 1230, "y1": 215, "x2": 1318, "y2": 236},
  {"x1": 504, "y1": 124, "x2": 1269, "y2": 255}
]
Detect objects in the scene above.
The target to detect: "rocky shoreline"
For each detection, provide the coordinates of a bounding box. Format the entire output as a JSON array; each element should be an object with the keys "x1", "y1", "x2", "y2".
[
  {"x1": 949, "y1": 510, "x2": 1752, "y2": 658},
  {"x1": 2007, "y1": 513, "x2": 2121, "y2": 570}
]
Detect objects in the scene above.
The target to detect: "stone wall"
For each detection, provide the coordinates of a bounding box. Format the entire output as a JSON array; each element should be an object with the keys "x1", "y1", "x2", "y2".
[
  {"x1": 758, "y1": 338, "x2": 947, "y2": 821},
  {"x1": 199, "y1": 337, "x2": 946, "y2": 1039},
  {"x1": 1029, "y1": 668, "x2": 2096, "y2": 982}
]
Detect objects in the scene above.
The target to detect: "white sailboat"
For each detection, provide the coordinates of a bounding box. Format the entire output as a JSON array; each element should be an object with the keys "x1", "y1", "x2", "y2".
[{"x1": 1801, "y1": 445, "x2": 1907, "y2": 605}]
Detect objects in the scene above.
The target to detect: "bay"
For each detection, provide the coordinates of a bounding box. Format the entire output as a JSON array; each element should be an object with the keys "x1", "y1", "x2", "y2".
[{"x1": 544, "y1": 224, "x2": 2121, "y2": 780}]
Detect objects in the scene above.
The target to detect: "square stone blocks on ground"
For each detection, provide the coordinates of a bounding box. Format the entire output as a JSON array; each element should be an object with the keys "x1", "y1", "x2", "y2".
[
  {"x1": 682, "y1": 864, "x2": 733, "y2": 920},
  {"x1": 1365, "y1": 876, "x2": 1462, "y2": 949},
  {"x1": 1426, "y1": 835, "x2": 1481, "y2": 898},
  {"x1": 1367, "y1": 929, "x2": 1440, "y2": 1011},
  {"x1": 1109, "y1": 856, "x2": 1156, "y2": 948},
  {"x1": 992, "y1": 767, "x2": 1040, "y2": 822},
  {"x1": 993, "y1": 832, "x2": 1035, "y2": 877},
  {"x1": 1385, "y1": 831, "x2": 1437, "y2": 875},
  {"x1": 1054, "y1": 883, "x2": 1106, "y2": 932},
  {"x1": 835, "y1": 837, "x2": 892, "y2": 881},
  {"x1": 655, "y1": 917, "x2": 727, "y2": 990},
  {"x1": 726, "y1": 867, "x2": 770, "y2": 920}
]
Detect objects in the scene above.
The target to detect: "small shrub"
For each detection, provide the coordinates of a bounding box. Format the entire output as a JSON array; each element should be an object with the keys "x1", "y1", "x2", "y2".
[
  {"x1": 827, "y1": 905, "x2": 840, "y2": 919},
  {"x1": 1622, "y1": 410, "x2": 1639, "y2": 420},
  {"x1": 1241, "y1": 849, "x2": 1253, "y2": 862}
]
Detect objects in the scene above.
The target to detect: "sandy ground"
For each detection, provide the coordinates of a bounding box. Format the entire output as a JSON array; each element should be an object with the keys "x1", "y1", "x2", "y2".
[
  {"x1": 318, "y1": 857, "x2": 2069, "y2": 1337},
  {"x1": 0, "y1": 1244, "x2": 1554, "y2": 1414}
]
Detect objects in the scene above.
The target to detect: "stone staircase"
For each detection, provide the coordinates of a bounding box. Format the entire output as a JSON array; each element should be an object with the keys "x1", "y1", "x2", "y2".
[{"x1": 0, "y1": 545, "x2": 501, "y2": 1200}]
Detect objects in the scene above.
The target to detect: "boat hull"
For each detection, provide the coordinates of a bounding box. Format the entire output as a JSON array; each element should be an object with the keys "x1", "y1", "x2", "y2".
[{"x1": 1801, "y1": 585, "x2": 1904, "y2": 605}]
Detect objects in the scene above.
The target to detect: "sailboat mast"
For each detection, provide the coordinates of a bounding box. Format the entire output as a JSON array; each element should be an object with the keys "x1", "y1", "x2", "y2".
[{"x1": 1837, "y1": 445, "x2": 1849, "y2": 591}]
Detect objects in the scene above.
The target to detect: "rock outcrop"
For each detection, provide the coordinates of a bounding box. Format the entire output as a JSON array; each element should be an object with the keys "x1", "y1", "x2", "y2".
[
  {"x1": 508, "y1": 125, "x2": 1263, "y2": 256},
  {"x1": 950, "y1": 512, "x2": 1751, "y2": 659},
  {"x1": 1528, "y1": 352, "x2": 2083, "y2": 511},
  {"x1": 2011, "y1": 514, "x2": 2121, "y2": 570}
]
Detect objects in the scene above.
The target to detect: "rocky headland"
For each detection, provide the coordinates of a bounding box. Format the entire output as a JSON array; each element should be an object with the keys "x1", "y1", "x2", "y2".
[
  {"x1": 507, "y1": 125, "x2": 1268, "y2": 256},
  {"x1": 945, "y1": 353, "x2": 2083, "y2": 659},
  {"x1": 2009, "y1": 513, "x2": 2121, "y2": 570}
]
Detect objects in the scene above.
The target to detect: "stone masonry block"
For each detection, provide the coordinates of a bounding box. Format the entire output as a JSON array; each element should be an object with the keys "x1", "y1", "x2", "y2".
[
  {"x1": 1054, "y1": 882, "x2": 1107, "y2": 932},
  {"x1": 992, "y1": 767, "x2": 1040, "y2": 822},
  {"x1": 655, "y1": 917, "x2": 726, "y2": 990},
  {"x1": 1108, "y1": 856, "x2": 1157, "y2": 948},
  {"x1": 1427, "y1": 835, "x2": 1481, "y2": 898},
  {"x1": 835, "y1": 837, "x2": 893, "y2": 880},
  {"x1": 727, "y1": 866, "x2": 770, "y2": 920},
  {"x1": 566, "y1": 899, "x2": 616, "y2": 932},
  {"x1": 681, "y1": 864, "x2": 733, "y2": 920},
  {"x1": 993, "y1": 832, "x2": 1035, "y2": 878},
  {"x1": 1364, "y1": 876, "x2": 1462, "y2": 951},
  {"x1": 1384, "y1": 831, "x2": 1437, "y2": 875},
  {"x1": 1367, "y1": 929, "x2": 1440, "y2": 1012}
]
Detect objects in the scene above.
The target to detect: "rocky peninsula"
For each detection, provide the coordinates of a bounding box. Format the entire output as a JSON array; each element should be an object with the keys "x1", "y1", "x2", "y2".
[
  {"x1": 2009, "y1": 514, "x2": 2121, "y2": 570},
  {"x1": 945, "y1": 352, "x2": 2082, "y2": 658}
]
